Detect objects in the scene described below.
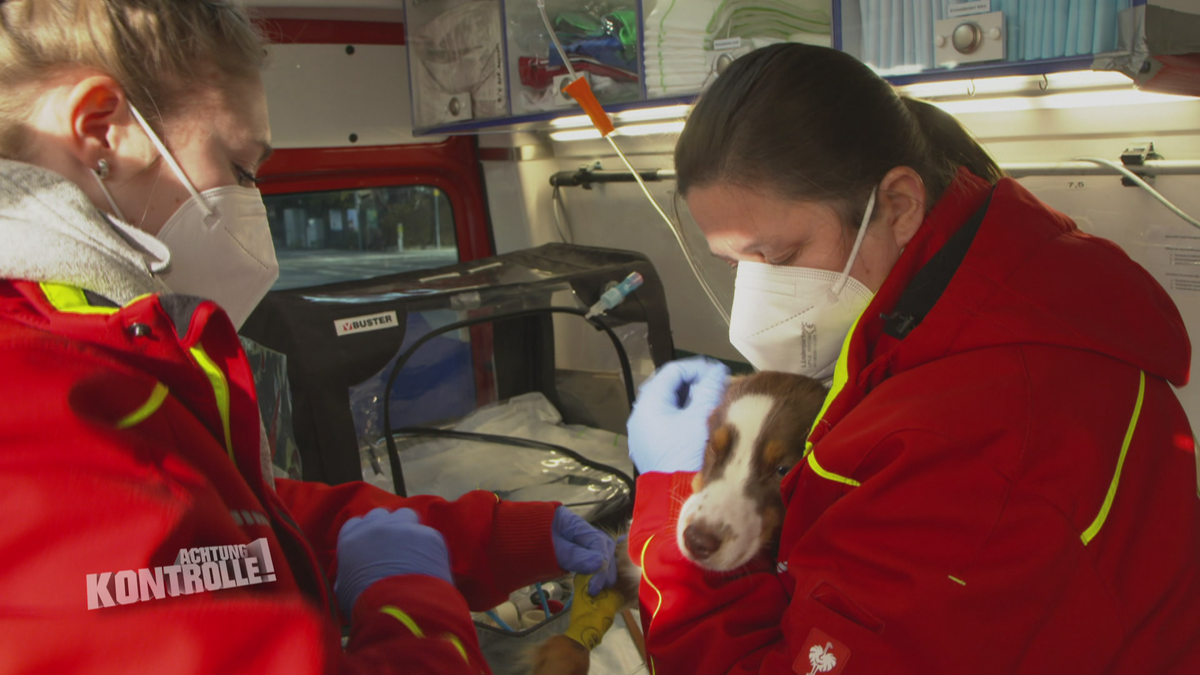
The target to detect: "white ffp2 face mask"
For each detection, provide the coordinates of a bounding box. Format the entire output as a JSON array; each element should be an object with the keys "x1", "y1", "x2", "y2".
[
  {"x1": 154, "y1": 184, "x2": 279, "y2": 329},
  {"x1": 92, "y1": 105, "x2": 279, "y2": 329},
  {"x1": 728, "y1": 189, "x2": 878, "y2": 381}
]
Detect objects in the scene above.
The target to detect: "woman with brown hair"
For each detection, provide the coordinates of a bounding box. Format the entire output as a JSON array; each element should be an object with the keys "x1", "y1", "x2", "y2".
[
  {"x1": 0, "y1": 2, "x2": 615, "y2": 672},
  {"x1": 626, "y1": 43, "x2": 1200, "y2": 674}
]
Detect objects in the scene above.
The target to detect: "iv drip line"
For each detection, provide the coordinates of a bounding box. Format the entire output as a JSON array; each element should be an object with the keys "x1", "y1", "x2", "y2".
[{"x1": 536, "y1": 0, "x2": 732, "y2": 325}]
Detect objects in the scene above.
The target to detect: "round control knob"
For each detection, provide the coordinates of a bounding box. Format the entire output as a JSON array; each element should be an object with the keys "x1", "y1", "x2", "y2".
[
  {"x1": 988, "y1": 27, "x2": 1002, "y2": 40},
  {"x1": 716, "y1": 53, "x2": 734, "y2": 75},
  {"x1": 448, "y1": 97, "x2": 461, "y2": 116},
  {"x1": 951, "y1": 22, "x2": 983, "y2": 54},
  {"x1": 936, "y1": 35, "x2": 947, "y2": 48}
]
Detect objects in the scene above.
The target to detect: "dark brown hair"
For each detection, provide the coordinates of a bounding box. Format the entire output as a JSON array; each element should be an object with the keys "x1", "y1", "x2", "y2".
[{"x1": 675, "y1": 43, "x2": 1003, "y2": 227}]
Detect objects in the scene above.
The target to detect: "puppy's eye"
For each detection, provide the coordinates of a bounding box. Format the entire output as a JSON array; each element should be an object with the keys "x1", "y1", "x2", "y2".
[{"x1": 776, "y1": 465, "x2": 791, "y2": 477}]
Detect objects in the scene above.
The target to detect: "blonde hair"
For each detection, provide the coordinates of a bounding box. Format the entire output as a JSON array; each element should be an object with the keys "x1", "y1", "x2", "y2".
[{"x1": 0, "y1": 0, "x2": 266, "y2": 159}]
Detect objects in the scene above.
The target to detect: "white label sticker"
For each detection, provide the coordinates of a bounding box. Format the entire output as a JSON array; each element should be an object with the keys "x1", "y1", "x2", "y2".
[
  {"x1": 947, "y1": 1, "x2": 992, "y2": 17},
  {"x1": 334, "y1": 311, "x2": 400, "y2": 336},
  {"x1": 712, "y1": 37, "x2": 743, "y2": 51}
]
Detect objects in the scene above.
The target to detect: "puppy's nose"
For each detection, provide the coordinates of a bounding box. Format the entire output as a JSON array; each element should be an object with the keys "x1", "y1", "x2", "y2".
[{"x1": 683, "y1": 523, "x2": 721, "y2": 560}]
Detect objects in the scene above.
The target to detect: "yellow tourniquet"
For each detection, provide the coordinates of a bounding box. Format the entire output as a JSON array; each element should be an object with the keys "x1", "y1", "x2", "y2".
[{"x1": 563, "y1": 573, "x2": 625, "y2": 651}]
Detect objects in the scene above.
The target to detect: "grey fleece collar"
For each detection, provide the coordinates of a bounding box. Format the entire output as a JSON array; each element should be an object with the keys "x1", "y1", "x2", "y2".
[
  {"x1": 0, "y1": 159, "x2": 278, "y2": 490},
  {"x1": 0, "y1": 159, "x2": 171, "y2": 305}
]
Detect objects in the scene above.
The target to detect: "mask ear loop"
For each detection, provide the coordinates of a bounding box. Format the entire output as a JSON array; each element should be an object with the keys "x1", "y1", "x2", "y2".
[
  {"x1": 89, "y1": 168, "x2": 129, "y2": 223},
  {"x1": 127, "y1": 104, "x2": 219, "y2": 226},
  {"x1": 831, "y1": 187, "x2": 877, "y2": 297}
]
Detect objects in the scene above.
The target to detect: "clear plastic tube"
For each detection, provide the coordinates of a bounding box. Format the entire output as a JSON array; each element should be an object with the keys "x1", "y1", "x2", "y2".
[
  {"x1": 537, "y1": 0, "x2": 578, "y2": 80},
  {"x1": 603, "y1": 135, "x2": 731, "y2": 324},
  {"x1": 552, "y1": 184, "x2": 573, "y2": 243},
  {"x1": 536, "y1": 0, "x2": 731, "y2": 326},
  {"x1": 586, "y1": 271, "x2": 644, "y2": 318},
  {"x1": 1073, "y1": 157, "x2": 1200, "y2": 229}
]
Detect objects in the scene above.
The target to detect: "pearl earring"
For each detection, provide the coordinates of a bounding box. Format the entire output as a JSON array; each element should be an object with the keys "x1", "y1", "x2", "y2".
[{"x1": 96, "y1": 159, "x2": 110, "y2": 180}]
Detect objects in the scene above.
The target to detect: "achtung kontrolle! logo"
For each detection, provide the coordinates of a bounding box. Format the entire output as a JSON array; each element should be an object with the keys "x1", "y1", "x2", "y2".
[{"x1": 86, "y1": 538, "x2": 276, "y2": 610}]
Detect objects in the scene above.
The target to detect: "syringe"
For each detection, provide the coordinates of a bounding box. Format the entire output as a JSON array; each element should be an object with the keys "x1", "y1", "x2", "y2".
[{"x1": 585, "y1": 272, "x2": 644, "y2": 319}]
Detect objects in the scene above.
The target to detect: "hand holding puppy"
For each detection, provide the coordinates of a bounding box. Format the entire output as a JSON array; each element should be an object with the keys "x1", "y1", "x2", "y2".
[{"x1": 627, "y1": 357, "x2": 731, "y2": 474}]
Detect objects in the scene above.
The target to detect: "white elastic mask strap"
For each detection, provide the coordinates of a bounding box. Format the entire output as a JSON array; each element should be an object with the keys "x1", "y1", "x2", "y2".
[
  {"x1": 90, "y1": 168, "x2": 129, "y2": 223},
  {"x1": 127, "y1": 104, "x2": 214, "y2": 218},
  {"x1": 831, "y1": 187, "x2": 877, "y2": 296}
]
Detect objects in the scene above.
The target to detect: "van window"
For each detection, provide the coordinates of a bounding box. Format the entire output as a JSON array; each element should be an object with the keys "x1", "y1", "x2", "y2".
[{"x1": 264, "y1": 186, "x2": 457, "y2": 290}]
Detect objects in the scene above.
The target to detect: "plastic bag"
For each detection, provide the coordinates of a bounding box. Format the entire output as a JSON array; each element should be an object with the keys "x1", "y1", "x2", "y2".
[
  {"x1": 240, "y1": 337, "x2": 302, "y2": 480},
  {"x1": 363, "y1": 392, "x2": 633, "y2": 521}
]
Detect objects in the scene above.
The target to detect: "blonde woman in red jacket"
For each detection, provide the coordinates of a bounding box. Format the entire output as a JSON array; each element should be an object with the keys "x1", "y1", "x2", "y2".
[
  {"x1": 0, "y1": 2, "x2": 615, "y2": 672},
  {"x1": 626, "y1": 44, "x2": 1200, "y2": 674}
]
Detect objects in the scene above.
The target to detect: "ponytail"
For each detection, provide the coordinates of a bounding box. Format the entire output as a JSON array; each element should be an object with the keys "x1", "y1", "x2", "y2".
[{"x1": 901, "y1": 97, "x2": 1004, "y2": 196}]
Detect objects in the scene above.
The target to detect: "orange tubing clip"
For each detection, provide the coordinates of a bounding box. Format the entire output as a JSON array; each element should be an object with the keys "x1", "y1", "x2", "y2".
[{"x1": 563, "y1": 77, "x2": 615, "y2": 137}]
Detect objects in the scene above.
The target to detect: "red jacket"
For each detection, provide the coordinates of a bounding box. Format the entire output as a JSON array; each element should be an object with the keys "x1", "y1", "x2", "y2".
[
  {"x1": 631, "y1": 170, "x2": 1200, "y2": 674},
  {"x1": 0, "y1": 279, "x2": 562, "y2": 673}
]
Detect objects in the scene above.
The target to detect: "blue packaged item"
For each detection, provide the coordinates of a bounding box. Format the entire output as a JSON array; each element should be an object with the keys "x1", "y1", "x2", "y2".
[
  {"x1": 1041, "y1": 1, "x2": 1055, "y2": 59},
  {"x1": 1065, "y1": 0, "x2": 1080, "y2": 57},
  {"x1": 1053, "y1": 0, "x2": 1069, "y2": 57},
  {"x1": 1099, "y1": 0, "x2": 1132, "y2": 53},
  {"x1": 890, "y1": 0, "x2": 903, "y2": 68},
  {"x1": 547, "y1": 35, "x2": 635, "y2": 70},
  {"x1": 861, "y1": 0, "x2": 878, "y2": 67},
  {"x1": 903, "y1": 0, "x2": 915, "y2": 67},
  {"x1": 916, "y1": 0, "x2": 931, "y2": 68},
  {"x1": 1093, "y1": 0, "x2": 1116, "y2": 53},
  {"x1": 1078, "y1": 0, "x2": 1096, "y2": 55},
  {"x1": 1001, "y1": 0, "x2": 1020, "y2": 61},
  {"x1": 1024, "y1": 1, "x2": 1038, "y2": 60}
]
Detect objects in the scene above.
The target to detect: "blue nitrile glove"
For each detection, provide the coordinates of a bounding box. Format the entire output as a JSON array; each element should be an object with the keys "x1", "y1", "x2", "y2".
[
  {"x1": 552, "y1": 506, "x2": 617, "y2": 595},
  {"x1": 334, "y1": 507, "x2": 452, "y2": 618},
  {"x1": 627, "y1": 356, "x2": 730, "y2": 473}
]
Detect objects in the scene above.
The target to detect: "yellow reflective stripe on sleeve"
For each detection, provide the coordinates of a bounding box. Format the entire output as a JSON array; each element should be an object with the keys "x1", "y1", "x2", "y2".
[
  {"x1": 116, "y1": 382, "x2": 169, "y2": 429},
  {"x1": 440, "y1": 634, "x2": 469, "y2": 663},
  {"x1": 378, "y1": 610, "x2": 468, "y2": 663},
  {"x1": 1081, "y1": 370, "x2": 1146, "y2": 545},
  {"x1": 39, "y1": 283, "x2": 119, "y2": 315},
  {"x1": 806, "y1": 451, "x2": 862, "y2": 487},
  {"x1": 638, "y1": 535, "x2": 662, "y2": 675},
  {"x1": 379, "y1": 606, "x2": 425, "y2": 638},
  {"x1": 805, "y1": 310, "x2": 867, "y2": 457},
  {"x1": 189, "y1": 345, "x2": 234, "y2": 464},
  {"x1": 638, "y1": 535, "x2": 663, "y2": 622}
]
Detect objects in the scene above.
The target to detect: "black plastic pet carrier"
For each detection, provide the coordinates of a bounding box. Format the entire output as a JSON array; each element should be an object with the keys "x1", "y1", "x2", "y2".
[{"x1": 242, "y1": 244, "x2": 672, "y2": 523}]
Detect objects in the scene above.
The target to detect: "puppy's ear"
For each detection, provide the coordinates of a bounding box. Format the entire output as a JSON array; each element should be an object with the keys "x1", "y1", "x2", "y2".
[
  {"x1": 614, "y1": 536, "x2": 640, "y2": 611},
  {"x1": 762, "y1": 440, "x2": 785, "y2": 473},
  {"x1": 695, "y1": 424, "x2": 734, "y2": 491},
  {"x1": 710, "y1": 425, "x2": 732, "y2": 458}
]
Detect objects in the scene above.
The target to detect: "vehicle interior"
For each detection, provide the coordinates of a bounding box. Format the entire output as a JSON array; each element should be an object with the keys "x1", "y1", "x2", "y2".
[{"x1": 233, "y1": 2, "x2": 1200, "y2": 671}]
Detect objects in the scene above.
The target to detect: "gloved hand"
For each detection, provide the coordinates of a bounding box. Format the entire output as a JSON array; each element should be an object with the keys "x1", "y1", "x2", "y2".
[
  {"x1": 627, "y1": 356, "x2": 730, "y2": 473},
  {"x1": 334, "y1": 507, "x2": 452, "y2": 618},
  {"x1": 551, "y1": 506, "x2": 617, "y2": 595}
]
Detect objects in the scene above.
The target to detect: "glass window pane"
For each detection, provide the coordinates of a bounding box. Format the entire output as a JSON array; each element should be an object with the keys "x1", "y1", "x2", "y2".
[{"x1": 264, "y1": 186, "x2": 458, "y2": 290}]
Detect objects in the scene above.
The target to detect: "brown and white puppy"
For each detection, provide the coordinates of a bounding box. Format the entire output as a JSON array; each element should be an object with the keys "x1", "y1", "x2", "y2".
[
  {"x1": 529, "y1": 371, "x2": 827, "y2": 673},
  {"x1": 677, "y1": 371, "x2": 827, "y2": 571}
]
